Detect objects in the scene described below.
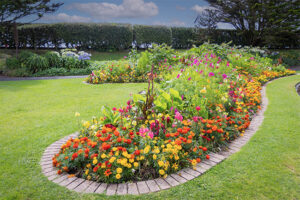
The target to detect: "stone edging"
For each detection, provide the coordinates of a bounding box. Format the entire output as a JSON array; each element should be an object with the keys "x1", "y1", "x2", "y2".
[{"x1": 40, "y1": 84, "x2": 269, "y2": 196}]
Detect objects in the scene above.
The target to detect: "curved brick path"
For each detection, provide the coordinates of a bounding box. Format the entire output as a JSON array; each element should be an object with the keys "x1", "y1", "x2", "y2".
[{"x1": 40, "y1": 84, "x2": 269, "y2": 196}]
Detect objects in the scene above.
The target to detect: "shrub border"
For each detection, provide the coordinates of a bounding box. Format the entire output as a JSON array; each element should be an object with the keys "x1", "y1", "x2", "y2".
[{"x1": 40, "y1": 82, "x2": 269, "y2": 196}]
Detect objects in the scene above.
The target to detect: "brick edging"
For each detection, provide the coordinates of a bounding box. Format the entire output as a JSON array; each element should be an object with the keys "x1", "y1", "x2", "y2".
[{"x1": 40, "y1": 83, "x2": 269, "y2": 196}]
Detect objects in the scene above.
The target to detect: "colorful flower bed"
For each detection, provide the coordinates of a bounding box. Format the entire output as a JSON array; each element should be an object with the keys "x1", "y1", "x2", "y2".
[{"x1": 53, "y1": 44, "x2": 295, "y2": 184}]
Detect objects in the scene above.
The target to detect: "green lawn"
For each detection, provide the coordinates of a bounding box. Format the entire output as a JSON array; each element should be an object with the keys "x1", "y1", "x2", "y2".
[{"x1": 0, "y1": 75, "x2": 299, "y2": 200}]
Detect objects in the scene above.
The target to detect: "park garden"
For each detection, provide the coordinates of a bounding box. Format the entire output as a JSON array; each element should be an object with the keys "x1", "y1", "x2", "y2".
[{"x1": 0, "y1": 0, "x2": 300, "y2": 199}]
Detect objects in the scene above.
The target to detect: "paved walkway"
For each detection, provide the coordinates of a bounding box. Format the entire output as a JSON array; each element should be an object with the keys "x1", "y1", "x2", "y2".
[{"x1": 0, "y1": 75, "x2": 88, "y2": 81}]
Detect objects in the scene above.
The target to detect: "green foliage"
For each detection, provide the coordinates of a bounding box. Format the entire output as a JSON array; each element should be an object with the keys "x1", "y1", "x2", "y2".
[
  {"x1": 137, "y1": 51, "x2": 151, "y2": 75},
  {"x1": 18, "y1": 51, "x2": 34, "y2": 63},
  {"x1": 171, "y1": 27, "x2": 195, "y2": 49},
  {"x1": 44, "y1": 51, "x2": 61, "y2": 68},
  {"x1": 5, "y1": 57, "x2": 20, "y2": 70},
  {"x1": 148, "y1": 43, "x2": 176, "y2": 65},
  {"x1": 134, "y1": 25, "x2": 172, "y2": 47},
  {"x1": 25, "y1": 54, "x2": 49, "y2": 73}
]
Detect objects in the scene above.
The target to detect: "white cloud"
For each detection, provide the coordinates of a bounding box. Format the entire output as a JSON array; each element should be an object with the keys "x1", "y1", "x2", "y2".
[
  {"x1": 191, "y1": 5, "x2": 215, "y2": 13},
  {"x1": 42, "y1": 13, "x2": 91, "y2": 22},
  {"x1": 69, "y1": 0, "x2": 158, "y2": 20}
]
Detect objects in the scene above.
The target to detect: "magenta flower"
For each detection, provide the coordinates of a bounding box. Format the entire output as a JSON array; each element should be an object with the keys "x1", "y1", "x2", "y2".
[
  {"x1": 196, "y1": 106, "x2": 201, "y2": 111},
  {"x1": 226, "y1": 61, "x2": 230, "y2": 67},
  {"x1": 222, "y1": 74, "x2": 228, "y2": 79},
  {"x1": 175, "y1": 111, "x2": 183, "y2": 122},
  {"x1": 112, "y1": 107, "x2": 117, "y2": 111},
  {"x1": 124, "y1": 56, "x2": 127, "y2": 59},
  {"x1": 208, "y1": 72, "x2": 215, "y2": 77},
  {"x1": 188, "y1": 77, "x2": 191, "y2": 81},
  {"x1": 177, "y1": 73, "x2": 181, "y2": 78}
]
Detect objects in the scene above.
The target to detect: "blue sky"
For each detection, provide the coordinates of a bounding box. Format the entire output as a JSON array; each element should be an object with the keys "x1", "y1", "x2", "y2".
[{"x1": 33, "y1": 0, "x2": 214, "y2": 27}]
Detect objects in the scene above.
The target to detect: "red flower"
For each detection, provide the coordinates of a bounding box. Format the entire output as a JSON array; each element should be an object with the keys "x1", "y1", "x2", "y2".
[
  {"x1": 134, "y1": 150, "x2": 140, "y2": 156},
  {"x1": 206, "y1": 155, "x2": 210, "y2": 159},
  {"x1": 71, "y1": 152, "x2": 78, "y2": 160}
]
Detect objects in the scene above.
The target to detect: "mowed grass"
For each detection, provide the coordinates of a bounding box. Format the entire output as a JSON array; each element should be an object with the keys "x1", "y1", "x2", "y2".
[{"x1": 0, "y1": 75, "x2": 299, "y2": 199}]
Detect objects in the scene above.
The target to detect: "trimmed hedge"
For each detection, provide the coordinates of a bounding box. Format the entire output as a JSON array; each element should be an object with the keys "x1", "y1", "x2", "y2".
[
  {"x1": 133, "y1": 25, "x2": 172, "y2": 47},
  {"x1": 1, "y1": 23, "x2": 298, "y2": 50},
  {"x1": 3, "y1": 23, "x2": 133, "y2": 51},
  {"x1": 171, "y1": 27, "x2": 195, "y2": 49}
]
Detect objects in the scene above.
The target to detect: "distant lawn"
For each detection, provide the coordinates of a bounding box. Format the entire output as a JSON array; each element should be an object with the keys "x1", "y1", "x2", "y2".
[{"x1": 0, "y1": 75, "x2": 299, "y2": 199}]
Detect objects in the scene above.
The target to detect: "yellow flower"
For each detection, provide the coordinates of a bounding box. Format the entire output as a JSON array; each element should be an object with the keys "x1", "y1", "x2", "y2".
[
  {"x1": 83, "y1": 121, "x2": 90, "y2": 128},
  {"x1": 101, "y1": 154, "x2": 107, "y2": 159},
  {"x1": 93, "y1": 159, "x2": 98, "y2": 165},
  {"x1": 200, "y1": 87, "x2": 207, "y2": 94},
  {"x1": 159, "y1": 169, "x2": 165, "y2": 175},
  {"x1": 116, "y1": 168, "x2": 123, "y2": 174},
  {"x1": 85, "y1": 169, "x2": 89, "y2": 175},
  {"x1": 75, "y1": 112, "x2": 80, "y2": 117},
  {"x1": 153, "y1": 154, "x2": 157, "y2": 160},
  {"x1": 158, "y1": 160, "x2": 164, "y2": 167},
  {"x1": 86, "y1": 164, "x2": 91, "y2": 168},
  {"x1": 109, "y1": 157, "x2": 116, "y2": 163},
  {"x1": 134, "y1": 162, "x2": 139, "y2": 167},
  {"x1": 87, "y1": 175, "x2": 91, "y2": 180},
  {"x1": 116, "y1": 174, "x2": 121, "y2": 179}
]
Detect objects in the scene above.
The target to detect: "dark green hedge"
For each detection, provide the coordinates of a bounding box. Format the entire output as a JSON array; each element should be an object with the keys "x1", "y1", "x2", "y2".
[
  {"x1": 133, "y1": 25, "x2": 172, "y2": 47},
  {"x1": 171, "y1": 27, "x2": 195, "y2": 49},
  {"x1": 2, "y1": 23, "x2": 133, "y2": 51},
  {"x1": 1, "y1": 23, "x2": 298, "y2": 50}
]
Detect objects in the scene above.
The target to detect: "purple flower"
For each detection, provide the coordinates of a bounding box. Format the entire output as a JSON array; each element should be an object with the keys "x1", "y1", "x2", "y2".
[
  {"x1": 208, "y1": 72, "x2": 215, "y2": 77},
  {"x1": 124, "y1": 56, "x2": 127, "y2": 59},
  {"x1": 222, "y1": 74, "x2": 228, "y2": 79},
  {"x1": 188, "y1": 77, "x2": 191, "y2": 81}
]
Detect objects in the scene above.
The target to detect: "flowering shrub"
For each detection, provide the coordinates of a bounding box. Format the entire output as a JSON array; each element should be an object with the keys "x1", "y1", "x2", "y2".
[{"x1": 53, "y1": 44, "x2": 296, "y2": 183}]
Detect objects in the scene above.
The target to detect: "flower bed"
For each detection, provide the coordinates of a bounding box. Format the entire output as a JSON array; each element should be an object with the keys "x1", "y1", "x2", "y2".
[{"x1": 53, "y1": 44, "x2": 296, "y2": 184}]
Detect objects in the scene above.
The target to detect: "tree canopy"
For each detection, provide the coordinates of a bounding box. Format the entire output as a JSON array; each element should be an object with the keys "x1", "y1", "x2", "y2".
[
  {"x1": 195, "y1": 0, "x2": 300, "y2": 48},
  {"x1": 0, "y1": 0, "x2": 63, "y2": 25}
]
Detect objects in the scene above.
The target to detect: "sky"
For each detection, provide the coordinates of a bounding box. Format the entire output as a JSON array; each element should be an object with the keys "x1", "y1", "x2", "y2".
[{"x1": 25, "y1": 0, "x2": 231, "y2": 28}]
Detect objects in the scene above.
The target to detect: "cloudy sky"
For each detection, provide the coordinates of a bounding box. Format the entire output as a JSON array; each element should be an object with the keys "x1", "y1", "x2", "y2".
[{"x1": 28, "y1": 0, "x2": 229, "y2": 28}]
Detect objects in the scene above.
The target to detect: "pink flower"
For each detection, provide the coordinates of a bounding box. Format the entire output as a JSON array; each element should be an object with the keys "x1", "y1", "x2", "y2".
[
  {"x1": 226, "y1": 61, "x2": 230, "y2": 67},
  {"x1": 188, "y1": 77, "x2": 191, "y2": 81},
  {"x1": 148, "y1": 132, "x2": 154, "y2": 139},
  {"x1": 196, "y1": 106, "x2": 201, "y2": 111},
  {"x1": 124, "y1": 56, "x2": 127, "y2": 59},
  {"x1": 177, "y1": 74, "x2": 181, "y2": 78},
  {"x1": 175, "y1": 111, "x2": 183, "y2": 122},
  {"x1": 208, "y1": 72, "x2": 215, "y2": 77},
  {"x1": 222, "y1": 74, "x2": 228, "y2": 79},
  {"x1": 112, "y1": 107, "x2": 117, "y2": 111}
]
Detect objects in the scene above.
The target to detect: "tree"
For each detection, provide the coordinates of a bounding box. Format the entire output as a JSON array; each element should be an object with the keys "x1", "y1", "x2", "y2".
[
  {"x1": 0, "y1": 0, "x2": 63, "y2": 55},
  {"x1": 196, "y1": 0, "x2": 300, "y2": 47},
  {"x1": 194, "y1": 8, "x2": 220, "y2": 43}
]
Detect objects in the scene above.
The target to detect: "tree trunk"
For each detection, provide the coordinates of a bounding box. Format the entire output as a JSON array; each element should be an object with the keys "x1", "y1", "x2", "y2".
[{"x1": 13, "y1": 23, "x2": 19, "y2": 57}]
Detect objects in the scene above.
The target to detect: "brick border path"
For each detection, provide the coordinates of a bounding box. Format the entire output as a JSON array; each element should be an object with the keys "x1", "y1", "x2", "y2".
[{"x1": 40, "y1": 84, "x2": 269, "y2": 195}]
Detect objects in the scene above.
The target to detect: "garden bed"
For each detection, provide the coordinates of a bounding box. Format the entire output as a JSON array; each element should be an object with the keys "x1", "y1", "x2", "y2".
[
  {"x1": 45, "y1": 44, "x2": 295, "y2": 195},
  {"x1": 41, "y1": 81, "x2": 272, "y2": 195}
]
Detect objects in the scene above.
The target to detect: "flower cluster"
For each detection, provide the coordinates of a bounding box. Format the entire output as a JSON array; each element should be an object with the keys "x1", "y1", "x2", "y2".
[{"x1": 53, "y1": 44, "x2": 296, "y2": 183}]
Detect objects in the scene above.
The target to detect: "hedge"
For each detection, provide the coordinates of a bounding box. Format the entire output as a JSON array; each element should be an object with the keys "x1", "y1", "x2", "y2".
[
  {"x1": 1, "y1": 23, "x2": 298, "y2": 50},
  {"x1": 171, "y1": 27, "x2": 195, "y2": 49},
  {"x1": 133, "y1": 25, "x2": 172, "y2": 47}
]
